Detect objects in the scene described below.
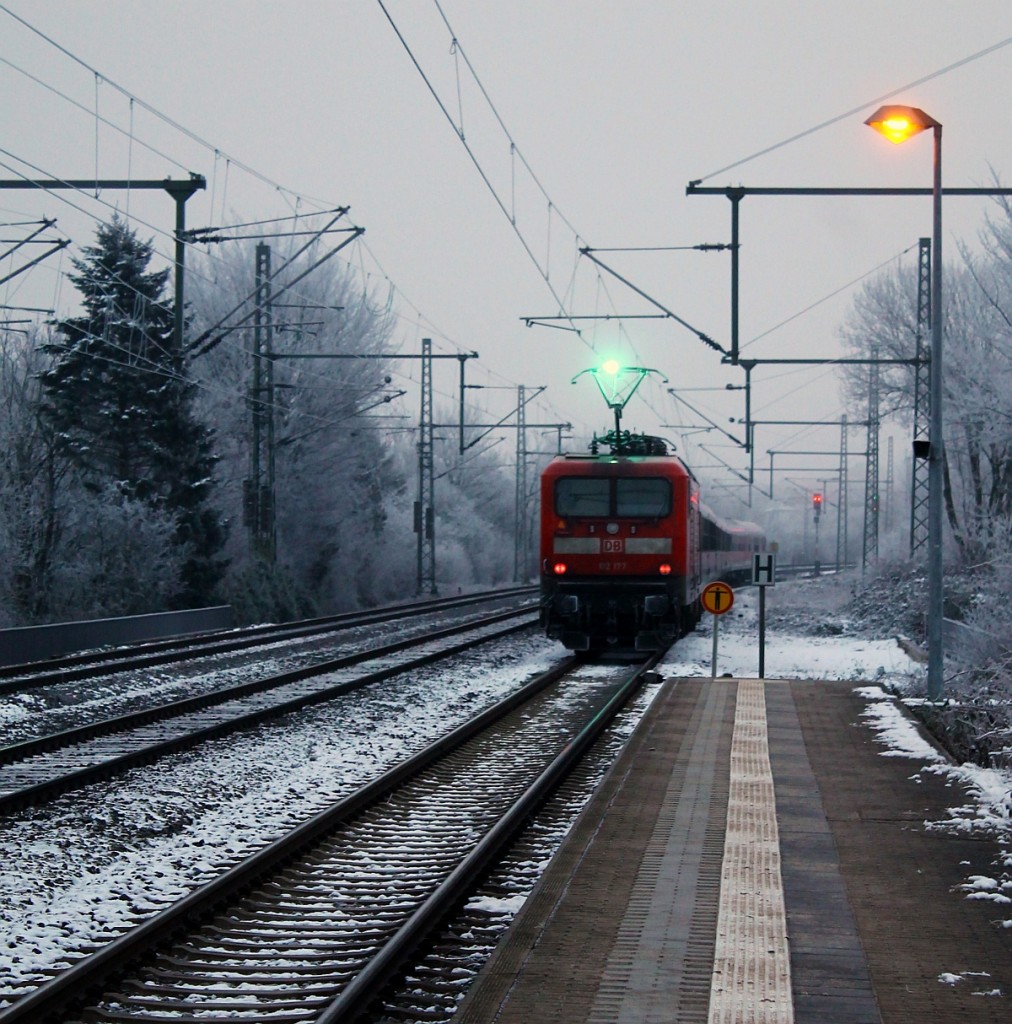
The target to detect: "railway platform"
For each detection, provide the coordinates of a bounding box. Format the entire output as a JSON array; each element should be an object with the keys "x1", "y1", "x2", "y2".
[{"x1": 454, "y1": 677, "x2": 1011, "y2": 1023}]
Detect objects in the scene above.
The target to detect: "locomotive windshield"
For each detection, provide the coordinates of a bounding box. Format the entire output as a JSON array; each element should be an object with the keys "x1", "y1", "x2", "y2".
[
  {"x1": 556, "y1": 477, "x2": 671, "y2": 518},
  {"x1": 616, "y1": 478, "x2": 671, "y2": 517},
  {"x1": 555, "y1": 478, "x2": 610, "y2": 516}
]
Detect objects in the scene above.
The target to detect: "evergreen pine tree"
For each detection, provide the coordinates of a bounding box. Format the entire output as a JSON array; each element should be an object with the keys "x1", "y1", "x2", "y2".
[{"x1": 39, "y1": 215, "x2": 226, "y2": 606}]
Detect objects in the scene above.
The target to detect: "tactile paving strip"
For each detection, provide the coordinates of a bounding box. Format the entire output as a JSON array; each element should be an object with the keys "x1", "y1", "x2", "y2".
[{"x1": 707, "y1": 678, "x2": 794, "y2": 1023}]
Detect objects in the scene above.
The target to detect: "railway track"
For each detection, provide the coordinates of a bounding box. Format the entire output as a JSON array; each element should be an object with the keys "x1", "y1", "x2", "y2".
[
  {"x1": 0, "y1": 605, "x2": 538, "y2": 815},
  {"x1": 0, "y1": 652, "x2": 664, "y2": 1023},
  {"x1": 0, "y1": 586, "x2": 537, "y2": 695}
]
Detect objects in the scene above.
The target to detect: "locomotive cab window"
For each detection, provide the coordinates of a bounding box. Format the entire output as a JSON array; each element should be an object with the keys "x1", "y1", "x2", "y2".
[
  {"x1": 616, "y1": 478, "x2": 670, "y2": 518},
  {"x1": 555, "y1": 478, "x2": 611, "y2": 517},
  {"x1": 555, "y1": 477, "x2": 671, "y2": 518}
]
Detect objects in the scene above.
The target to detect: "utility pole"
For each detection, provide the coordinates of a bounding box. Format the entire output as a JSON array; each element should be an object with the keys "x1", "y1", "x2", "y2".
[
  {"x1": 183, "y1": 213, "x2": 361, "y2": 563},
  {"x1": 245, "y1": 243, "x2": 276, "y2": 562},
  {"x1": 277, "y1": 343, "x2": 477, "y2": 596},
  {"x1": 863, "y1": 345, "x2": 881, "y2": 570},
  {"x1": 415, "y1": 339, "x2": 437, "y2": 596},
  {"x1": 812, "y1": 490, "x2": 823, "y2": 574},
  {"x1": 803, "y1": 490, "x2": 809, "y2": 561},
  {"x1": 513, "y1": 385, "x2": 528, "y2": 582},
  {"x1": 910, "y1": 237, "x2": 931, "y2": 557},
  {"x1": 885, "y1": 436, "x2": 895, "y2": 536},
  {"x1": 837, "y1": 416, "x2": 849, "y2": 571},
  {"x1": 820, "y1": 478, "x2": 833, "y2": 571}
]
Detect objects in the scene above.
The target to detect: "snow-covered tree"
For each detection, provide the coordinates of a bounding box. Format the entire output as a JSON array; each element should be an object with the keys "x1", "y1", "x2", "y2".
[
  {"x1": 0, "y1": 331, "x2": 184, "y2": 623},
  {"x1": 186, "y1": 226, "x2": 556, "y2": 614},
  {"x1": 38, "y1": 216, "x2": 226, "y2": 607},
  {"x1": 0, "y1": 334, "x2": 67, "y2": 622},
  {"x1": 187, "y1": 233, "x2": 402, "y2": 614},
  {"x1": 839, "y1": 212, "x2": 1012, "y2": 561}
]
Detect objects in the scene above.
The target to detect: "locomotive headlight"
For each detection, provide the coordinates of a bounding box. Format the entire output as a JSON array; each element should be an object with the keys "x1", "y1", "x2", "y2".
[
  {"x1": 658, "y1": 563, "x2": 672, "y2": 575},
  {"x1": 553, "y1": 562, "x2": 568, "y2": 575},
  {"x1": 606, "y1": 522, "x2": 619, "y2": 535}
]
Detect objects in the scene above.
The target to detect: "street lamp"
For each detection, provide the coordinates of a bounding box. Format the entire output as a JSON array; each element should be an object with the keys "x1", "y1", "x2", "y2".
[{"x1": 865, "y1": 104, "x2": 944, "y2": 699}]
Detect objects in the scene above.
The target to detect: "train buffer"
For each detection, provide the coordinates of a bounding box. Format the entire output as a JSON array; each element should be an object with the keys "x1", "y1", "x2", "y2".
[{"x1": 456, "y1": 677, "x2": 1011, "y2": 1023}]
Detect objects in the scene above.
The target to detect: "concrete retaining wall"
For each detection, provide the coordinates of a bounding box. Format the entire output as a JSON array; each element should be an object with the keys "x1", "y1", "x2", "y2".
[{"x1": 0, "y1": 606, "x2": 234, "y2": 668}]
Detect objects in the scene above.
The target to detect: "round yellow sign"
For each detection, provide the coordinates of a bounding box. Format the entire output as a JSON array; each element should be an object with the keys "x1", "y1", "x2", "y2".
[{"x1": 701, "y1": 581, "x2": 734, "y2": 615}]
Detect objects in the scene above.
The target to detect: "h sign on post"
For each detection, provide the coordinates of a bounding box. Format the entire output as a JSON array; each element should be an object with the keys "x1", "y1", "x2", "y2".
[
  {"x1": 752, "y1": 552, "x2": 776, "y2": 587},
  {"x1": 753, "y1": 551, "x2": 776, "y2": 679}
]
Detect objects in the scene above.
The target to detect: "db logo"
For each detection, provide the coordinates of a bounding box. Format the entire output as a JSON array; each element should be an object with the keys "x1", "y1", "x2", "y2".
[{"x1": 603, "y1": 538, "x2": 625, "y2": 553}]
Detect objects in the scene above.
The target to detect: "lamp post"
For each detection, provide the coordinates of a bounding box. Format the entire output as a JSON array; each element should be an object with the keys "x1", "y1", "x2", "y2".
[{"x1": 865, "y1": 105, "x2": 944, "y2": 699}]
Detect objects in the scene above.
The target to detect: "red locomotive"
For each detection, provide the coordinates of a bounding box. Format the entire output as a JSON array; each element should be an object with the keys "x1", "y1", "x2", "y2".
[{"x1": 539, "y1": 431, "x2": 765, "y2": 652}]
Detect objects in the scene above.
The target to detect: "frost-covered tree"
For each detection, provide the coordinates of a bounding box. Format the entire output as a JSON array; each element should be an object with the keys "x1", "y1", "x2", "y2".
[
  {"x1": 962, "y1": 197, "x2": 1012, "y2": 532},
  {"x1": 38, "y1": 216, "x2": 226, "y2": 606},
  {"x1": 187, "y1": 227, "x2": 551, "y2": 614},
  {"x1": 0, "y1": 334, "x2": 68, "y2": 621},
  {"x1": 187, "y1": 233, "x2": 402, "y2": 614},
  {"x1": 0, "y1": 331, "x2": 184, "y2": 623},
  {"x1": 432, "y1": 427, "x2": 524, "y2": 585},
  {"x1": 839, "y1": 205, "x2": 1012, "y2": 560}
]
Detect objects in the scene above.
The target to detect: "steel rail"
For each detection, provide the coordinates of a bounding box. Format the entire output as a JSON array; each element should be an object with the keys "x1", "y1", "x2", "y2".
[
  {"x1": 0, "y1": 608, "x2": 538, "y2": 815},
  {"x1": 0, "y1": 586, "x2": 537, "y2": 691},
  {"x1": 319, "y1": 652, "x2": 665, "y2": 1022},
  {"x1": 0, "y1": 655, "x2": 582, "y2": 1024}
]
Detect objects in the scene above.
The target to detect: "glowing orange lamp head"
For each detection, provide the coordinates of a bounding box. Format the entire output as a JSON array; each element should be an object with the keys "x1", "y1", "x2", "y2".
[{"x1": 864, "y1": 105, "x2": 940, "y2": 145}]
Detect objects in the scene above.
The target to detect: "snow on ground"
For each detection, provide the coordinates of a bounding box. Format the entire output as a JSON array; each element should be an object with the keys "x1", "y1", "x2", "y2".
[
  {"x1": 660, "y1": 583, "x2": 921, "y2": 685},
  {"x1": 1, "y1": 575, "x2": 1009, "y2": 1000},
  {"x1": 855, "y1": 687, "x2": 949, "y2": 761},
  {"x1": 857, "y1": 684, "x2": 1012, "y2": 931},
  {"x1": 0, "y1": 632, "x2": 563, "y2": 999}
]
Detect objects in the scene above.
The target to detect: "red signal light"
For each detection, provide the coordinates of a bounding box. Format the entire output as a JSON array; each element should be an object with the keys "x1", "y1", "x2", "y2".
[
  {"x1": 552, "y1": 562, "x2": 568, "y2": 575},
  {"x1": 812, "y1": 492, "x2": 823, "y2": 508}
]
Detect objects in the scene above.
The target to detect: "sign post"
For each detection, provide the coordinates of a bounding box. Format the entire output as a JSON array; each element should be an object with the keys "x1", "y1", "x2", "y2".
[
  {"x1": 752, "y1": 551, "x2": 777, "y2": 678},
  {"x1": 701, "y1": 581, "x2": 735, "y2": 678}
]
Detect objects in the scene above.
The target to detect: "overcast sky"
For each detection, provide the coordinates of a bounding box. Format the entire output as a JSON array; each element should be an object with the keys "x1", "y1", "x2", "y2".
[{"x1": 2, "y1": 1, "x2": 1010, "y2": 510}]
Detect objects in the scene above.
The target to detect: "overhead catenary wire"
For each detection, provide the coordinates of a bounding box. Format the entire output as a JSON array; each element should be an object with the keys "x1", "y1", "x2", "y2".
[
  {"x1": 0, "y1": 11, "x2": 376, "y2": 335},
  {"x1": 691, "y1": 35, "x2": 1012, "y2": 184},
  {"x1": 0, "y1": 148, "x2": 401, "y2": 398},
  {"x1": 0, "y1": 8, "x2": 567, "y2": 436},
  {"x1": 0, "y1": 2, "x2": 338, "y2": 211},
  {"x1": 0, "y1": 146, "x2": 365, "y2": 358},
  {"x1": 186, "y1": 209, "x2": 354, "y2": 355},
  {"x1": 0, "y1": 5, "x2": 591, "y2": 442},
  {"x1": 375, "y1": 0, "x2": 592, "y2": 349},
  {"x1": 40, "y1": 322, "x2": 383, "y2": 438},
  {"x1": 741, "y1": 243, "x2": 920, "y2": 352},
  {"x1": 353, "y1": 235, "x2": 572, "y2": 426},
  {"x1": 430, "y1": 0, "x2": 582, "y2": 245},
  {"x1": 187, "y1": 210, "x2": 346, "y2": 236},
  {"x1": 5, "y1": 6, "x2": 855, "y2": 471}
]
